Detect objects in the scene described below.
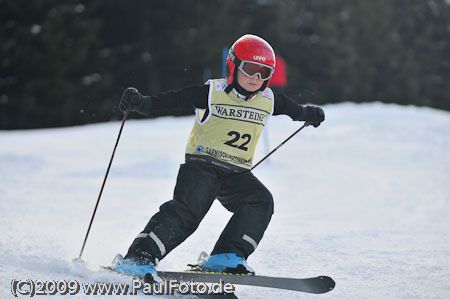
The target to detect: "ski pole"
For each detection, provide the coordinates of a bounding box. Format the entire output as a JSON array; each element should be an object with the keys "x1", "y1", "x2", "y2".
[
  {"x1": 76, "y1": 113, "x2": 128, "y2": 261},
  {"x1": 251, "y1": 123, "x2": 309, "y2": 170}
]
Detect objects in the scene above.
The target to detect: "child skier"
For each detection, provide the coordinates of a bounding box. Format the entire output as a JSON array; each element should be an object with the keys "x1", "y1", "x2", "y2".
[{"x1": 114, "y1": 34, "x2": 325, "y2": 277}]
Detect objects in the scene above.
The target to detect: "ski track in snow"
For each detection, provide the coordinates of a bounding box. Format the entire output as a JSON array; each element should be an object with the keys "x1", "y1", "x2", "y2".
[{"x1": 1, "y1": 102, "x2": 449, "y2": 298}]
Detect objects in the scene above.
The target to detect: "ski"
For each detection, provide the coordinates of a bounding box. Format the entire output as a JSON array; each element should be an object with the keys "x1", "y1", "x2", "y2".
[
  {"x1": 149, "y1": 271, "x2": 335, "y2": 294},
  {"x1": 100, "y1": 266, "x2": 238, "y2": 297}
]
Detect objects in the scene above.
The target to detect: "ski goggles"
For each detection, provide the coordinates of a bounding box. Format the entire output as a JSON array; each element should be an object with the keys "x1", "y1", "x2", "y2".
[{"x1": 237, "y1": 60, "x2": 274, "y2": 81}]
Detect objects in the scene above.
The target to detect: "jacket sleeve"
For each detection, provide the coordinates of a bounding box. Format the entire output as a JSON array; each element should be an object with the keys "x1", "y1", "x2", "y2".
[
  {"x1": 273, "y1": 92, "x2": 305, "y2": 120},
  {"x1": 138, "y1": 84, "x2": 209, "y2": 115}
]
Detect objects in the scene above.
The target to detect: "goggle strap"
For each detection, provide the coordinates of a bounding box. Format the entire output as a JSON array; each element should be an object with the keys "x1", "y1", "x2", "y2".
[{"x1": 229, "y1": 48, "x2": 241, "y2": 65}]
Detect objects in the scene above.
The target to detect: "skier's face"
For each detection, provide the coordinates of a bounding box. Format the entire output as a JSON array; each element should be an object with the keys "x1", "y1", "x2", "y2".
[{"x1": 237, "y1": 69, "x2": 264, "y2": 92}]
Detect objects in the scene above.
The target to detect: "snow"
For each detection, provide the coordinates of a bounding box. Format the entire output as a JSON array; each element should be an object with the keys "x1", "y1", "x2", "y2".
[{"x1": 1, "y1": 102, "x2": 449, "y2": 298}]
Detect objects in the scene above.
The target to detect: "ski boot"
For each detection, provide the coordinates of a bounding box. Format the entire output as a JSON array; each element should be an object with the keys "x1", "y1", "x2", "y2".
[
  {"x1": 112, "y1": 254, "x2": 160, "y2": 282},
  {"x1": 194, "y1": 252, "x2": 255, "y2": 275}
]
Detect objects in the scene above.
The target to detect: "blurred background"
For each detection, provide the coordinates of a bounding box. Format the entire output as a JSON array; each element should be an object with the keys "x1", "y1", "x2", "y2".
[{"x1": 1, "y1": 0, "x2": 449, "y2": 129}]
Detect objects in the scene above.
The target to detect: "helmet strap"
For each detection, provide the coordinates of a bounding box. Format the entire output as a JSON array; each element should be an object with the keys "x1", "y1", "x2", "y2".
[
  {"x1": 225, "y1": 81, "x2": 235, "y2": 94},
  {"x1": 225, "y1": 58, "x2": 239, "y2": 94},
  {"x1": 260, "y1": 80, "x2": 269, "y2": 92}
]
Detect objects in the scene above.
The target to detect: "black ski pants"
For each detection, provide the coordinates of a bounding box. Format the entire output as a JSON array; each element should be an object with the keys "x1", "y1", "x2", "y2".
[{"x1": 126, "y1": 160, "x2": 274, "y2": 262}]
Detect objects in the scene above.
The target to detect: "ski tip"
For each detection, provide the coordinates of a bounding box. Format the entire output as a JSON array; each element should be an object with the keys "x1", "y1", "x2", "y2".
[{"x1": 318, "y1": 276, "x2": 336, "y2": 293}]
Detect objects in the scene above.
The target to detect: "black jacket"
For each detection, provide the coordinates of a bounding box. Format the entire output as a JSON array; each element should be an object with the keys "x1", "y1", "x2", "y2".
[{"x1": 140, "y1": 84, "x2": 309, "y2": 121}]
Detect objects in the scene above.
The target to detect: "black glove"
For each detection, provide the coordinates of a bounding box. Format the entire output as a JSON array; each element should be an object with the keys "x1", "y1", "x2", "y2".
[
  {"x1": 296, "y1": 106, "x2": 325, "y2": 128},
  {"x1": 119, "y1": 87, "x2": 144, "y2": 114}
]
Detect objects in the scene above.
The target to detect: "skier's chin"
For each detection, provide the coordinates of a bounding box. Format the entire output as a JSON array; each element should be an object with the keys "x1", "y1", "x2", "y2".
[{"x1": 244, "y1": 84, "x2": 260, "y2": 92}]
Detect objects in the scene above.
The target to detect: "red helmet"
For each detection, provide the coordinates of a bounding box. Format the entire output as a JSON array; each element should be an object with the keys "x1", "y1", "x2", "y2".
[{"x1": 225, "y1": 34, "x2": 276, "y2": 92}]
